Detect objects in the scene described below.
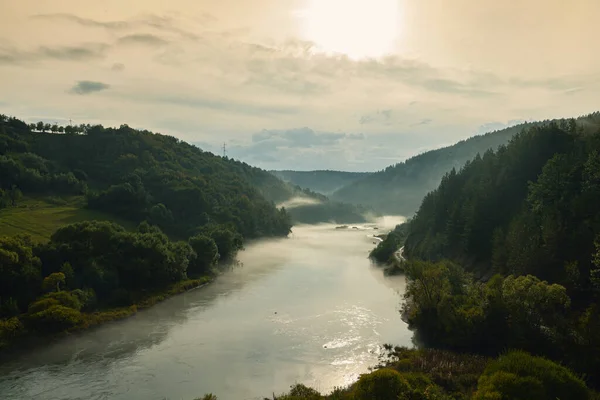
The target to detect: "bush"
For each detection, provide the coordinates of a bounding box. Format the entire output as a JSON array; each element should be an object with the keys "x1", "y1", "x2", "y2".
[
  {"x1": 354, "y1": 369, "x2": 412, "y2": 400},
  {"x1": 42, "y1": 291, "x2": 82, "y2": 310},
  {"x1": 475, "y1": 351, "x2": 589, "y2": 400},
  {"x1": 28, "y1": 298, "x2": 60, "y2": 314},
  {"x1": 0, "y1": 317, "x2": 24, "y2": 344},
  {"x1": 27, "y1": 305, "x2": 83, "y2": 332}
]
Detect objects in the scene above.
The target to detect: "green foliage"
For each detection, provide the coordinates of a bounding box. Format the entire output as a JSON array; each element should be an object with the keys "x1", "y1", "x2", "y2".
[
  {"x1": 188, "y1": 235, "x2": 219, "y2": 275},
  {"x1": 0, "y1": 317, "x2": 24, "y2": 348},
  {"x1": 42, "y1": 272, "x2": 66, "y2": 292},
  {"x1": 0, "y1": 196, "x2": 135, "y2": 243},
  {"x1": 370, "y1": 222, "x2": 409, "y2": 263},
  {"x1": 26, "y1": 305, "x2": 83, "y2": 333},
  {"x1": 353, "y1": 368, "x2": 412, "y2": 400},
  {"x1": 399, "y1": 117, "x2": 600, "y2": 386},
  {"x1": 1, "y1": 115, "x2": 295, "y2": 243},
  {"x1": 27, "y1": 298, "x2": 60, "y2": 314},
  {"x1": 0, "y1": 235, "x2": 42, "y2": 312},
  {"x1": 475, "y1": 351, "x2": 589, "y2": 400}
]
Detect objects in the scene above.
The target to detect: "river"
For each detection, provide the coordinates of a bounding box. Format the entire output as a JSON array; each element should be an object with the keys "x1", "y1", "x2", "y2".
[{"x1": 0, "y1": 218, "x2": 413, "y2": 400}]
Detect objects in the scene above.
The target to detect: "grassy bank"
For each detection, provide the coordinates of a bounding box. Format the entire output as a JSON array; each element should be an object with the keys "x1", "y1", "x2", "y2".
[
  {"x1": 0, "y1": 277, "x2": 211, "y2": 352},
  {"x1": 0, "y1": 196, "x2": 134, "y2": 242}
]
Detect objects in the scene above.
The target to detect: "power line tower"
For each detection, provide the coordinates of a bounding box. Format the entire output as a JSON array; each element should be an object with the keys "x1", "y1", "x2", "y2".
[{"x1": 222, "y1": 142, "x2": 227, "y2": 157}]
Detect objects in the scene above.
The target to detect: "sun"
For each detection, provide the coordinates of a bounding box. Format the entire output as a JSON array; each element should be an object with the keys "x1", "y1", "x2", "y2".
[{"x1": 300, "y1": 0, "x2": 400, "y2": 59}]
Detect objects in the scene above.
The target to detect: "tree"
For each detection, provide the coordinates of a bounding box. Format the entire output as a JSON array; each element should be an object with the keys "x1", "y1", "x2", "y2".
[
  {"x1": 353, "y1": 369, "x2": 412, "y2": 400},
  {"x1": 8, "y1": 185, "x2": 22, "y2": 206},
  {"x1": 475, "y1": 351, "x2": 589, "y2": 400},
  {"x1": 188, "y1": 235, "x2": 219, "y2": 275},
  {"x1": 42, "y1": 272, "x2": 66, "y2": 293},
  {"x1": 0, "y1": 235, "x2": 42, "y2": 312},
  {"x1": 36, "y1": 121, "x2": 44, "y2": 132}
]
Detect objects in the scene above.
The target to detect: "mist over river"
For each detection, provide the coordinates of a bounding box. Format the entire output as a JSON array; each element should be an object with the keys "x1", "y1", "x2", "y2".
[{"x1": 0, "y1": 217, "x2": 413, "y2": 400}]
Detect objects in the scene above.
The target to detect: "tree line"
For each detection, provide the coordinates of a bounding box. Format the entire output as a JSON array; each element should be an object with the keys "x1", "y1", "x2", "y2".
[{"x1": 0, "y1": 220, "x2": 240, "y2": 346}]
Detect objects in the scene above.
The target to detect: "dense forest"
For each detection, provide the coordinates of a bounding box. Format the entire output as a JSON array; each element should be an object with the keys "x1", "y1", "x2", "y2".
[
  {"x1": 331, "y1": 113, "x2": 600, "y2": 216},
  {"x1": 270, "y1": 170, "x2": 371, "y2": 195},
  {"x1": 398, "y1": 116, "x2": 600, "y2": 392}
]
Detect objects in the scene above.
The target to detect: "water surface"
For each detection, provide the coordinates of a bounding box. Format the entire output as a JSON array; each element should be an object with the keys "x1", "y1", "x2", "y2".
[{"x1": 0, "y1": 219, "x2": 412, "y2": 400}]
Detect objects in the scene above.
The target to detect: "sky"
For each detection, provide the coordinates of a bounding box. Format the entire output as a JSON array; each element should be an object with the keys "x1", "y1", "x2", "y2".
[{"x1": 1, "y1": 0, "x2": 599, "y2": 171}]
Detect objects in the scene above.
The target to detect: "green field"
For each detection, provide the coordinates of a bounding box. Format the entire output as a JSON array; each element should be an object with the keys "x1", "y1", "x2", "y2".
[{"x1": 0, "y1": 197, "x2": 134, "y2": 242}]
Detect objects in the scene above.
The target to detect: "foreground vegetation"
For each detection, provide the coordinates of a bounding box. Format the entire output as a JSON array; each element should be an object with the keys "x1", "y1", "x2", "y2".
[{"x1": 193, "y1": 347, "x2": 596, "y2": 399}]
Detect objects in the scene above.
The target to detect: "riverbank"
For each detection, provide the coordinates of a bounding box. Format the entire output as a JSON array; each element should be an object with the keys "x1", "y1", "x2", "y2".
[
  {"x1": 0, "y1": 276, "x2": 212, "y2": 354},
  {"x1": 0, "y1": 222, "x2": 412, "y2": 400}
]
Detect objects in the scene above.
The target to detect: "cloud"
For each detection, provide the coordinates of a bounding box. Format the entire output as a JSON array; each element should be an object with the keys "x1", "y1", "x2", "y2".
[
  {"x1": 359, "y1": 109, "x2": 394, "y2": 125},
  {"x1": 251, "y1": 128, "x2": 346, "y2": 148},
  {"x1": 132, "y1": 93, "x2": 298, "y2": 116},
  {"x1": 111, "y1": 62, "x2": 125, "y2": 71},
  {"x1": 0, "y1": 43, "x2": 109, "y2": 65},
  {"x1": 69, "y1": 80, "x2": 111, "y2": 95},
  {"x1": 32, "y1": 13, "x2": 202, "y2": 40},
  {"x1": 32, "y1": 13, "x2": 130, "y2": 29},
  {"x1": 410, "y1": 118, "x2": 433, "y2": 127},
  {"x1": 117, "y1": 34, "x2": 169, "y2": 46}
]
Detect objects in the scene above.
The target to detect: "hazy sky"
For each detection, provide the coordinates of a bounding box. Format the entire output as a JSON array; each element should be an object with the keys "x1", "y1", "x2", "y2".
[{"x1": 1, "y1": 0, "x2": 599, "y2": 171}]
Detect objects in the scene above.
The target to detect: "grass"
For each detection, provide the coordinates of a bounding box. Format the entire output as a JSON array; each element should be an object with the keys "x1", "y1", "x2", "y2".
[{"x1": 0, "y1": 196, "x2": 135, "y2": 242}]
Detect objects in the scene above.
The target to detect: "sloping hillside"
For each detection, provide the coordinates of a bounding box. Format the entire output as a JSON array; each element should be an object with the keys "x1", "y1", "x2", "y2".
[
  {"x1": 331, "y1": 112, "x2": 600, "y2": 215},
  {"x1": 0, "y1": 115, "x2": 292, "y2": 240},
  {"x1": 270, "y1": 170, "x2": 371, "y2": 195}
]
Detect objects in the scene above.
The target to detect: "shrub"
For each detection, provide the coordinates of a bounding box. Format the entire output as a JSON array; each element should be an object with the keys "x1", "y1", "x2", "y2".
[
  {"x1": 27, "y1": 305, "x2": 83, "y2": 332},
  {"x1": 28, "y1": 298, "x2": 61, "y2": 314},
  {"x1": 42, "y1": 291, "x2": 82, "y2": 310},
  {"x1": 354, "y1": 368, "x2": 412, "y2": 400},
  {"x1": 0, "y1": 317, "x2": 24, "y2": 344},
  {"x1": 475, "y1": 351, "x2": 589, "y2": 400}
]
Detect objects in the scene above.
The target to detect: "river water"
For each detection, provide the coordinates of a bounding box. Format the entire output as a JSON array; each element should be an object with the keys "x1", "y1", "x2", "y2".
[{"x1": 0, "y1": 218, "x2": 412, "y2": 400}]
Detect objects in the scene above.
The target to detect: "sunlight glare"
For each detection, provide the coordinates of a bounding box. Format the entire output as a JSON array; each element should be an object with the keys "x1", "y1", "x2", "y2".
[{"x1": 301, "y1": 0, "x2": 399, "y2": 59}]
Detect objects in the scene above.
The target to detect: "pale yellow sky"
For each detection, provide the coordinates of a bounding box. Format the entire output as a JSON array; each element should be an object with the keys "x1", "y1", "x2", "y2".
[{"x1": 0, "y1": 0, "x2": 598, "y2": 170}]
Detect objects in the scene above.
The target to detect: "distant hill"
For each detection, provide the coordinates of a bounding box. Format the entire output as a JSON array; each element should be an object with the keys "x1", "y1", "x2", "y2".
[
  {"x1": 270, "y1": 170, "x2": 371, "y2": 195},
  {"x1": 331, "y1": 112, "x2": 600, "y2": 216}
]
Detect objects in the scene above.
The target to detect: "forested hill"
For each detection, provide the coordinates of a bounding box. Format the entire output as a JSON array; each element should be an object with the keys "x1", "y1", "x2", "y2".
[
  {"x1": 0, "y1": 115, "x2": 293, "y2": 240},
  {"x1": 270, "y1": 170, "x2": 371, "y2": 195},
  {"x1": 396, "y1": 114, "x2": 600, "y2": 389},
  {"x1": 331, "y1": 113, "x2": 600, "y2": 215},
  {"x1": 405, "y1": 114, "x2": 600, "y2": 279}
]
